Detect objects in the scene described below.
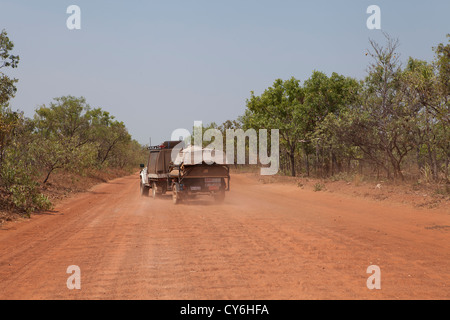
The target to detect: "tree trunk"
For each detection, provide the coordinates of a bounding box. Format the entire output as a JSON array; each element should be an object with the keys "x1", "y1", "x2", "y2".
[
  {"x1": 432, "y1": 149, "x2": 438, "y2": 181},
  {"x1": 289, "y1": 152, "x2": 296, "y2": 177},
  {"x1": 43, "y1": 167, "x2": 55, "y2": 184},
  {"x1": 416, "y1": 146, "x2": 423, "y2": 173},
  {"x1": 315, "y1": 143, "x2": 319, "y2": 177},
  {"x1": 305, "y1": 154, "x2": 310, "y2": 177},
  {"x1": 393, "y1": 160, "x2": 404, "y2": 181}
]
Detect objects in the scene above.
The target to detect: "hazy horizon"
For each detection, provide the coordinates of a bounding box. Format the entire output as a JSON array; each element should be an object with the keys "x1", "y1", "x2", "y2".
[{"x1": 2, "y1": 0, "x2": 449, "y2": 144}]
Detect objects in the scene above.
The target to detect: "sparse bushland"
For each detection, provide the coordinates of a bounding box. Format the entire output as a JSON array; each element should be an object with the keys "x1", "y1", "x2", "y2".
[
  {"x1": 0, "y1": 96, "x2": 147, "y2": 217},
  {"x1": 0, "y1": 30, "x2": 146, "y2": 219},
  {"x1": 238, "y1": 33, "x2": 449, "y2": 185},
  {"x1": 188, "y1": 34, "x2": 449, "y2": 194}
]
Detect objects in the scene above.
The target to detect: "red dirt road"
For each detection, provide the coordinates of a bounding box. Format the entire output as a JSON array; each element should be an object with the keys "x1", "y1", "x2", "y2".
[{"x1": 0, "y1": 173, "x2": 448, "y2": 299}]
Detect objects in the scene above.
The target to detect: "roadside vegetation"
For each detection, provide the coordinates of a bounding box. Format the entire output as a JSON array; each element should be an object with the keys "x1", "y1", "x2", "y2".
[
  {"x1": 1, "y1": 30, "x2": 448, "y2": 217},
  {"x1": 0, "y1": 30, "x2": 146, "y2": 217},
  {"x1": 205, "y1": 34, "x2": 449, "y2": 194}
]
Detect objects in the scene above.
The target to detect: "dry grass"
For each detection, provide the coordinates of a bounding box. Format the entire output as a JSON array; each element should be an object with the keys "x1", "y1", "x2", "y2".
[
  {"x1": 0, "y1": 167, "x2": 135, "y2": 226},
  {"x1": 244, "y1": 170, "x2": 450, "y2": 210},
  {"x1": 41, "y1": 168, "x2": 131, "y2": 200}
]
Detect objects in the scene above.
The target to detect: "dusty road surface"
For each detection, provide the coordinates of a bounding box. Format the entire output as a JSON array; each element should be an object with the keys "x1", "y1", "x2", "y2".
[{"x1": 0, "y1": 173, "x2": 448, "y2": 299}]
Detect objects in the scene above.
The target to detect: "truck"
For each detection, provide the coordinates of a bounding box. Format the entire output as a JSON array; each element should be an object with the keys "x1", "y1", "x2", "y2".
[
  {"x1": 139, "y1": 141, "x2": 230, "y2": 204},
  {"x1": 139, "y1": 140, "x2": 181, "y2": 199}
]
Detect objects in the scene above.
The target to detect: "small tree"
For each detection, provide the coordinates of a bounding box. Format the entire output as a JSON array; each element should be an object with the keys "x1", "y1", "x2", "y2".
[{"x1": 244, "y1": 77, "x2": 304, "y2": 176}]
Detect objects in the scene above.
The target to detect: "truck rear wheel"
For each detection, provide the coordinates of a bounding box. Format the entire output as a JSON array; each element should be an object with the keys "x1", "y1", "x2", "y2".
[
  {"x1": 172, "y1": 190, "x2": 179, "y2": 204},
  {"x1": 152, "y1": 182, "x2": 158, "y2": 199},
  {"x1": 140, "y1": 181, "x2": 149, "y2": 197},
  {"x1": 172, "y1": 183, "x2": 182, "y2": 204}
]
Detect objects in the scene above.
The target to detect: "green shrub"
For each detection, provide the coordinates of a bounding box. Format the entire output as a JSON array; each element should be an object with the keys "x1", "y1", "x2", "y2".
[
  {"x1": 0, "y1": 156, "x2": 53, "y2": 213},
  {"x1": 314, "y1": 183, "x2": 325, "y2": 192}
]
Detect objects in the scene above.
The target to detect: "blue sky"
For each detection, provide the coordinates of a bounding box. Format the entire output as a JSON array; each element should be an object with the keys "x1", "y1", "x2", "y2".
[{"x1": 1, "y1": 0, "x2": 449, "y2": 144}]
